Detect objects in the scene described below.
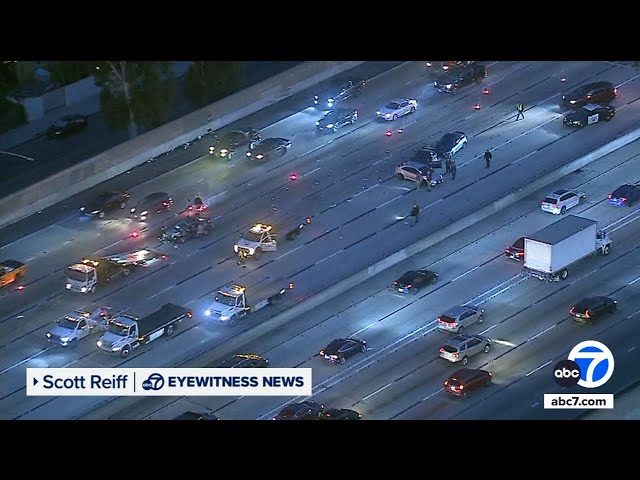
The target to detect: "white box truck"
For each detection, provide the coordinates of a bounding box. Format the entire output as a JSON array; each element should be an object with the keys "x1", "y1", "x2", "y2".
[{"x1": 524, "y1": 215, "x2": 611, "y2": 281}]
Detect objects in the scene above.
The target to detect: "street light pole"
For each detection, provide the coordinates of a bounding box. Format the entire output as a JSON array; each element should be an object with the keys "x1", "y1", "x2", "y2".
[{"x1": 0, "y1": 151, "x2": 35, "y2": 162}]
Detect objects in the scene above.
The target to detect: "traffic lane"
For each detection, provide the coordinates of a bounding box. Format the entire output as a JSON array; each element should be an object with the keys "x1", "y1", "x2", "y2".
[
  {"x1": 452, "y1": 293, "x2": 640, "y2": 420},
  {"x1": 0, "y1": 61, "x2": 406, "y2": 241},
  {"x1": 102, "y1": 145, "x2": 640, "y2": 420},
  {"x1": 1, "y1": 61, "x2": 404, "y2": 198},
  {"x1": 385, "y1": 231, "x2": 639, "y2": 420}
]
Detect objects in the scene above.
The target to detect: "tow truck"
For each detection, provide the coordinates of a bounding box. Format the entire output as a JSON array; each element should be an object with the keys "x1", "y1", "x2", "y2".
[
  {"x1": 1, "y1": 259, "x2": 27, "y2": 288},
  {"x1": 234, "y1": 223, "x2": 277, "y2": 260},
  {"x1": 46, "y1": 307, "x2": 113, "y2": 347},
  {"x1": 97, "y1": 303, "x2": 192, "y2": 357},
  {"x1": 234, "y1": 219, "x2": 311, "y2": 260},
  {"x1": 66, "y1": 249, "x2": 163, "y2": 294},
  {"x1": 204, "y1": 282, "x2": 292, "y2": 326}
]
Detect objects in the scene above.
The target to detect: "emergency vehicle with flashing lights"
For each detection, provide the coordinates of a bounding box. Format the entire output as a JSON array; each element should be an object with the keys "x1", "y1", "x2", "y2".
[
  {"x1": 204, "y1": 283, "x2": 291, "y2": 326},
  {"x1": 234, "y1": 223, "x2": 277, "y2": 259},
  {"x1": 65, "y1": 250, "x2": 164, "y2": 293},
  {"x1": 46, "y1": 307, "x2": 113, "y2": 346},
  {"x1": 0, "y1": 259, "x2": 27, "y2": 288}
]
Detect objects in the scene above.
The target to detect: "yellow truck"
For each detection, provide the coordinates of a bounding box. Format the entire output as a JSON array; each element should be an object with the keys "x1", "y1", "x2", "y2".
[{"x1": 0, "y1": 260, "x2": 27, "y2": 288}]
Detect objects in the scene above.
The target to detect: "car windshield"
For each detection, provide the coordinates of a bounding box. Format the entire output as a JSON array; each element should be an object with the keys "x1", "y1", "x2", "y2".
[
  {"x1": 439, "y1": 315, "x2": 457, "y2": 324},
  {"x1": 215, "y1": 293, "x2": 237, "y2": 307},
  {"x1": 107, "y1": 324, "x2": 129, "y2": 336},
  {"x1": 543, "y1": 197, "x2": 558, "y2": 204},
  {"x1": 67, "y1": 269, "x2": 88, "y2": 282},
  {"x1": 58, "y1": 318, "x2": 78, "y2": 329},
  {"x1": 386, "y1": 102, "x2": 401, "y2": 110}
]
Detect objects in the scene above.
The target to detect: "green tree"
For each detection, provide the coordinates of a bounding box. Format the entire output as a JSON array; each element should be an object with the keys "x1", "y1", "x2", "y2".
[
  {"x1": 184, "y1": 61, "x2": 244, "y2": 107},
  {"x1": 94, "y1": 61, "x2": 175, "y2": 139}
]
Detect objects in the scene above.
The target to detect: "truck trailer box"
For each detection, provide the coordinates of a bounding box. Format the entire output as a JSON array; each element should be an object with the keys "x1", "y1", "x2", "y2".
[{"x1": 524, "y1": 215, "x2": 597, "y2": 274}]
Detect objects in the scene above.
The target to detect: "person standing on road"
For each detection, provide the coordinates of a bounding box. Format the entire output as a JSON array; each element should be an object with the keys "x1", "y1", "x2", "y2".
[
  {"x1": 484, "y1": 149, "x2": 492, "y2": 168},
  {"x1": 425, "y1": 169, "x2": 432, "y2": 191},
  {"x1": 450, "y1": 159, "x2": 457, "y2": 179},
  {"x1": 408, "y1": 202, "x2": 420, "y2": 226},
  {"x1": 515, "y1": 103, "x2": 525, "y2": 121},
  {"x1": 445, "y1": 157, "x2": 452, "y2": 173}
]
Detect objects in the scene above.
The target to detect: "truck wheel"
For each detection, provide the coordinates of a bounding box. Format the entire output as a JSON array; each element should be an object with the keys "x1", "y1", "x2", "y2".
[
  {"x1": 121, "y1": 346, "x2": 130, "y2": 358},
  {"x1": 602, "y1": 245, "x2": 611, "y2": 255},
  {"x1": 559, "y1": 269, "x2": 569, "y2": 280},
  {"x1": 90, "y1": 285, "x2": 97, "y2": 293},
  {"x1": 165, "y1": 325, "x2": 174, "y2": 336},
  {"x1": 123, "y1": 269, "x2": 130, "y2": 277},
  {"x1": 254, "y1": 248, "x2": 262, "y2": 260}
]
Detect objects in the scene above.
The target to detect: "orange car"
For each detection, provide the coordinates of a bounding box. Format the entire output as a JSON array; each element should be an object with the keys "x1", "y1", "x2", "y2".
[{"x1": 0, "y1": 260, "x2": 27, "y2": 287}]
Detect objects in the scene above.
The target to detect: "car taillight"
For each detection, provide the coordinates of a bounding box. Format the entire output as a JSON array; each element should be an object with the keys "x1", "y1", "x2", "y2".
[
  {"x1": 569, "y1": 307, "x2": 575, "y2": 315},
  {"x1": 608, "y1": 194, "x2": 613, "y2": 199},
  {"x1": 449, "y1": 322, "x2": 458, "y2": 328},
  {"x1": 406, "y1": 284, "x2": 412, "y2": 289},
  {"x1": 517, "y1": 252, "x2": 524, "y2": 257},
  {"x1": 614, "y1": 88, "x2": 618, "y2": 95},
  {"x1": 459, "y1": 385, "x2": 464, "y2": 390},
  {"x1": 440, "y1": 347, "x2": 445, "y2": 353},
  {"x1": 621, "y1": 197, "x2": 627, "y2": 202},
  {"x1": 187, "y1": 311, "x2": 193, "y2": 318},
  {"x1": 444, "y1": 380, "x2": 448, "y2": 386},
  {"x1": 452, "y1": 352, "x2": 459, "y2": 357},
  {"x1": 584, "y1": 310, "x2": 591, "y2": 319}
]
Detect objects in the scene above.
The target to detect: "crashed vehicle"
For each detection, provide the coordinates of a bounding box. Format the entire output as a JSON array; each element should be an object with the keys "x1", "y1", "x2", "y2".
[{"x1": 160, "y1": 217, "x2": 214, "y2": 244}]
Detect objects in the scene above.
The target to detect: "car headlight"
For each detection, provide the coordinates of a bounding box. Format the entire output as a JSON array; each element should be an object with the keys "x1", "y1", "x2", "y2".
[
  {"x1": 220, "y1": 149, "x2": 228, "y2": 155},
  {"x1": 66, "y1": 283, "x2": 71, "y2": 289},
  {"x1": 111, "y1": 346, "x2": 121, "y2": 352},
  {"x1": 570, "y1": 100, "x2": 576, "y2": 104},
  {"x1": 326, "y1": 124, "x2": 334, "y2": 129},
  {"x1": 445, "y1": 84, "x2": 452, "y2": 89},
  {"x1": 233, "y1": 245, "x2": 239, "y2": 253},
  {"x1": 80, "y1": 287, "x2": 87, "y2": 293},
  {"x1": 315, "y1": 121, "x2": 320, "y2": 126},
  {"x1": 130, "y1": 207, "x2": 136, "y2": 213},
  {"x1": 80, "y1": 206, "x2": 86, "y2": 212},
  {"x1": 220, "y1": 315, "x2": 230, "y2": 321},
  {"x1": 256, "y1": 154, "x2": 263, "y2": 160},
  {"x1": 97, "y1": 341, "x2": 103, "y2": 347},
  {"x1": 248, "y1": 247, "x2": 255, "y2": 255},
  {"x1": 328, "y1": 98, "x2": 334, "y2": 103},
  {"x1": 47, "y1": 333, "x2": 52, "y2": 338},
  {"x1": 385, "y1": 113, "x2": 392, "y2": 119},
  {"x1": 376, "y1": 110, "x2": 381, "y2": 115},
  {"x1": 205, "y1": 309, "x2": 212, "y2": 316},
  {"x1": 434, "y1": 81, "x2": 438, "y2": 86},
  {"x1": 209, "y1": 146, "x2": 214, "y2": 154},
  {"x1": 60, "y1": 337, "x2": 70, "y2": 343}
]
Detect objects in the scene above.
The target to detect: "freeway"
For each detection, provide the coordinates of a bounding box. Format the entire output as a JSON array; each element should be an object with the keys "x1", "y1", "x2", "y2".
[
  {"x1": 129, "y1": 138, "x2": 640, "y2": 420},
  {"x1": 1, "y1": 61, "x2": 639, "y2": 420}
]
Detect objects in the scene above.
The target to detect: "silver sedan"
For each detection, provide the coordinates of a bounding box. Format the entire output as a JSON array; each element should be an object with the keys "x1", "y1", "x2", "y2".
[{"x1": 376, "y1": 98, "x2": 418, "y2": 121}]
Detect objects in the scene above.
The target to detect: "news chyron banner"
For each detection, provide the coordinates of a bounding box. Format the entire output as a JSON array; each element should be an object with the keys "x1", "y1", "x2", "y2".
[{"x1": 26, "y1": 368, "x2": 312, "y2": 397}]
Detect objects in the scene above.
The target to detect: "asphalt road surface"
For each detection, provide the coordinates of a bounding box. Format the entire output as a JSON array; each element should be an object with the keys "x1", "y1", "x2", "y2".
[
  {"x1": 1, "y1": 61, "x2": 639, "y2": 420},
  {"x1": 0, "y1": 61, "x2": 303, "y2": 197},
  {"x1": 107, "y1": 138, "x2": 640, "y2": 420}
]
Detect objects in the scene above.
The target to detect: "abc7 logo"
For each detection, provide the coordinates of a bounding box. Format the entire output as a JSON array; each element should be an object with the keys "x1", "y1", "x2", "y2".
[
  {"x1": 142, "y1": 373, "x2": 165, "y2": 391},
  {"x1": 553, "y1": 340, "x2": 614, "y2": 388}
]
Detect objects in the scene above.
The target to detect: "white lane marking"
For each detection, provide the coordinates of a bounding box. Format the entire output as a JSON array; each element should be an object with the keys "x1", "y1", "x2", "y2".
[
  {"x1": 473, "y1": 276, "x2": 530, "y2": 306},
  {"x1": 628, "y1": 346, "x2": 636, "y2": 352},
  {"x1": 513, "y1": 150, "x2": 538, "y2": 164},
  {"x1": 362, "y1": 383, "x2": 392, "y2": 401},
  {"x1": 450, "y1": 266, "x2": 479, "y2": 282},
  {"x1": 305, "y1": 167, "x2": 321, "y2": 177},
  {"x1": 527, "y1": 324, "x2": 556, "y2": 342},
  {"x1": 464, "y1": 274, "x2": 524, "y2": 305},
  {"x1": 629, "y1": 277, "x2": 640, "y2": 285},
  {"x1": 0, "y1": 347, "x2": 53, "y2": 375},
  {"x1": 353, "y1": 184, "x2": 379, "y2": 198},
  {"x1": 276, "y1": 245, "x2": 304, "y2": 260},
  {"x1": 373, "y1": 159, "x2": 384, "y2": 166},
  {"x1": 627, "y1": 309, "x2": 640, "y2": 319},
  {"x1": 616, "y1": 72, "x2": 640, "y2": 88},
  {"x1": 531, "y1": 402, "x2": 540, "y2": 408},
  {"x1": 525, "y1": 360, "x2": 553, "y2": 377},
  {"x1": 607, "y1": 211, "x2": 640, "y2": 233},
  {"x1": 150, "y1": 285, "x2": 174, "y2": 299},
  {"x1": 315, "y1": 250, "x2": 343, "y2": 265},
  {"x1": 603, "y1": 208, "x2": 640, "y2": 229},
  {"x1": 479, "y1": 324, "x2": 497, "y2": 335},
  {"x1": 63, "y1": 240, "x2": 72, "y2": 245},
  {"x1": 376, "y1": 194, "x2": 404, "y2": 209},
  {"x1": 26, "y1": 257, "x2": 35, "y2": 262},
  {"x1": 299, "y1": 144, "x2": 325, "y2": 158},
  {"x1": 94, "y1": 237, "x2": 127, "y2": 255},
  {"x1": 422, "y1": 388, "x2": 443, "y2": 402},
  {"x1": 207, "y1": 191, "x2": 227, "y2": 203}
]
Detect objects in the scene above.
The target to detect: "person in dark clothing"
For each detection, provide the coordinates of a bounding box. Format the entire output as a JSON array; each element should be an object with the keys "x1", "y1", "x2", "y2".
[
  {"x1": 450, "y1": 160, "x2": 457, "y2": 179},
  {"x1": 484, "y1": 149, "x2": 492, "y2": 168},
  {"x1": 408, "y1": 202, "x2": 420, "y2": 226},
  {"x1": 515, "y1": 103, "x2": 525, "y2": 121},
  {"x1": 425, "y1": 169, "x2": 432, "y2": 191},
  {"x1": 445, "y1": 158, "x2": 451, "y2": 173}
]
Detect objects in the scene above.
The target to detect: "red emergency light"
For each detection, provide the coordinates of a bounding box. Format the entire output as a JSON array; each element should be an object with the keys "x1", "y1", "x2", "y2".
[
  {"x1": 385, "y1": 130, "x2": 393, "y2": 137},
  {"x1": 474, "y1": 103, "x2": 481, "y2": 110},
  {"x1": 483, "y1": 87, "x2": 491, "y2": 95},
  {"x1": 289, "y1": 173, "x2": 298, "y2": 181}
]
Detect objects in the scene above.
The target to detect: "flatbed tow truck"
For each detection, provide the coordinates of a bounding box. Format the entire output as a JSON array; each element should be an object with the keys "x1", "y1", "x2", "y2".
[
  {"x1": 204, "y1": 282, "x2": 293, "y2": 326},
  {"x1": 66, "y1": 249, "x2": 164, "y2": 293}
]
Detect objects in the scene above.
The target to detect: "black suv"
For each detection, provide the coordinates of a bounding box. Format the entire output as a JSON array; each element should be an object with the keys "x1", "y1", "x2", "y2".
[
  {"x1": 273, "y1": 401, "x2": 324, "y2": 420},
  {"x1": 208, "y1": 128, "x2": 261, "y2": 160},
  {"x1": 216, "y1": 354, "x2": 269, "y2": 368},
  {"x1": 246, "y1": 137, "x2": 291, "y2": 161},
  {"x1": 81, "y1": 191, "x2": 131, "y2": 219},
  {"x1": 505, "y1": 237, "x2": 525, "y2": 261},
  {"x1": 569, "y1": 296, "x2": 617, "y2": 323},
  {"x1": 320, "y1": 408, "x2": 362, "y2": 420},
  {"x1": 130, "y1": 192, "x2": 173, "y2": 221},
  {"x1": 563, "y1": 103, "x2": 615, "y2": 127},
  {"x1": 314, "y1": 78, "x2": 366, "y2": 109},
  {"x1": 393, "y1": 269, "x2": 438, "y2": 294},
  {"x1": 47, "y1": 114, "x2": 89, "y2": 139},
  {"x1": 561, "y1": 81, "x2": 617, "y2": 109},
  {"x1": 434, "y1": 62, "x2": 487, "y2": 94},
  {"x1": 315, "y1": 108, "x2": 358, "y2": 134},
  {"x1": 320, "y1": 338, "x2": 367, "y2": 364},
  {"x1": 412, "y1": 145, "x2": 442, "y2": 169}
]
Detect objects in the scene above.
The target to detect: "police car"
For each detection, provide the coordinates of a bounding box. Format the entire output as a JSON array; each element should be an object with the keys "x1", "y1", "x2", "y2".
[{"x1": 563, "y1": 103, "x2": 615, "y2": 127}]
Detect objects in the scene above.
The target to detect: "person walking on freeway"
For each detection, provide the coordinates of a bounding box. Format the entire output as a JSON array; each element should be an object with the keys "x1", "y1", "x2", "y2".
[
  {"x1": 407, "y1": 202, "x2": 420, "y2": 226},
  {"x1": 450, "y1": 159, "x2": 457, "y2": 179},
  {"x1": 484, "y1": 149, "x2": 492, "y2": 168},
  {"x1": 515, "y1": 102, "x2": 525, "y2": 121}
]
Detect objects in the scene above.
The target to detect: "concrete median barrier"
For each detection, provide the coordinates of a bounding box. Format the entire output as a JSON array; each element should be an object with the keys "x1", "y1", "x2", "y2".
[
  {"x1": 0, "y1": 61, "x2": 367, "y2": 230},
  {"x1": 81, "y1": 126, "x2": 640, "y2": 420}
]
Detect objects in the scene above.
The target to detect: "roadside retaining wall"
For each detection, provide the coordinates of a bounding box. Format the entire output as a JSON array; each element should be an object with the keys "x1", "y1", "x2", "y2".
[
  {"x1": 0, "y1": 61, "x2": 365, "y2": 230},
  {"x1": 80, "y1": 127, "x2": 640, "y2": 420}
]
